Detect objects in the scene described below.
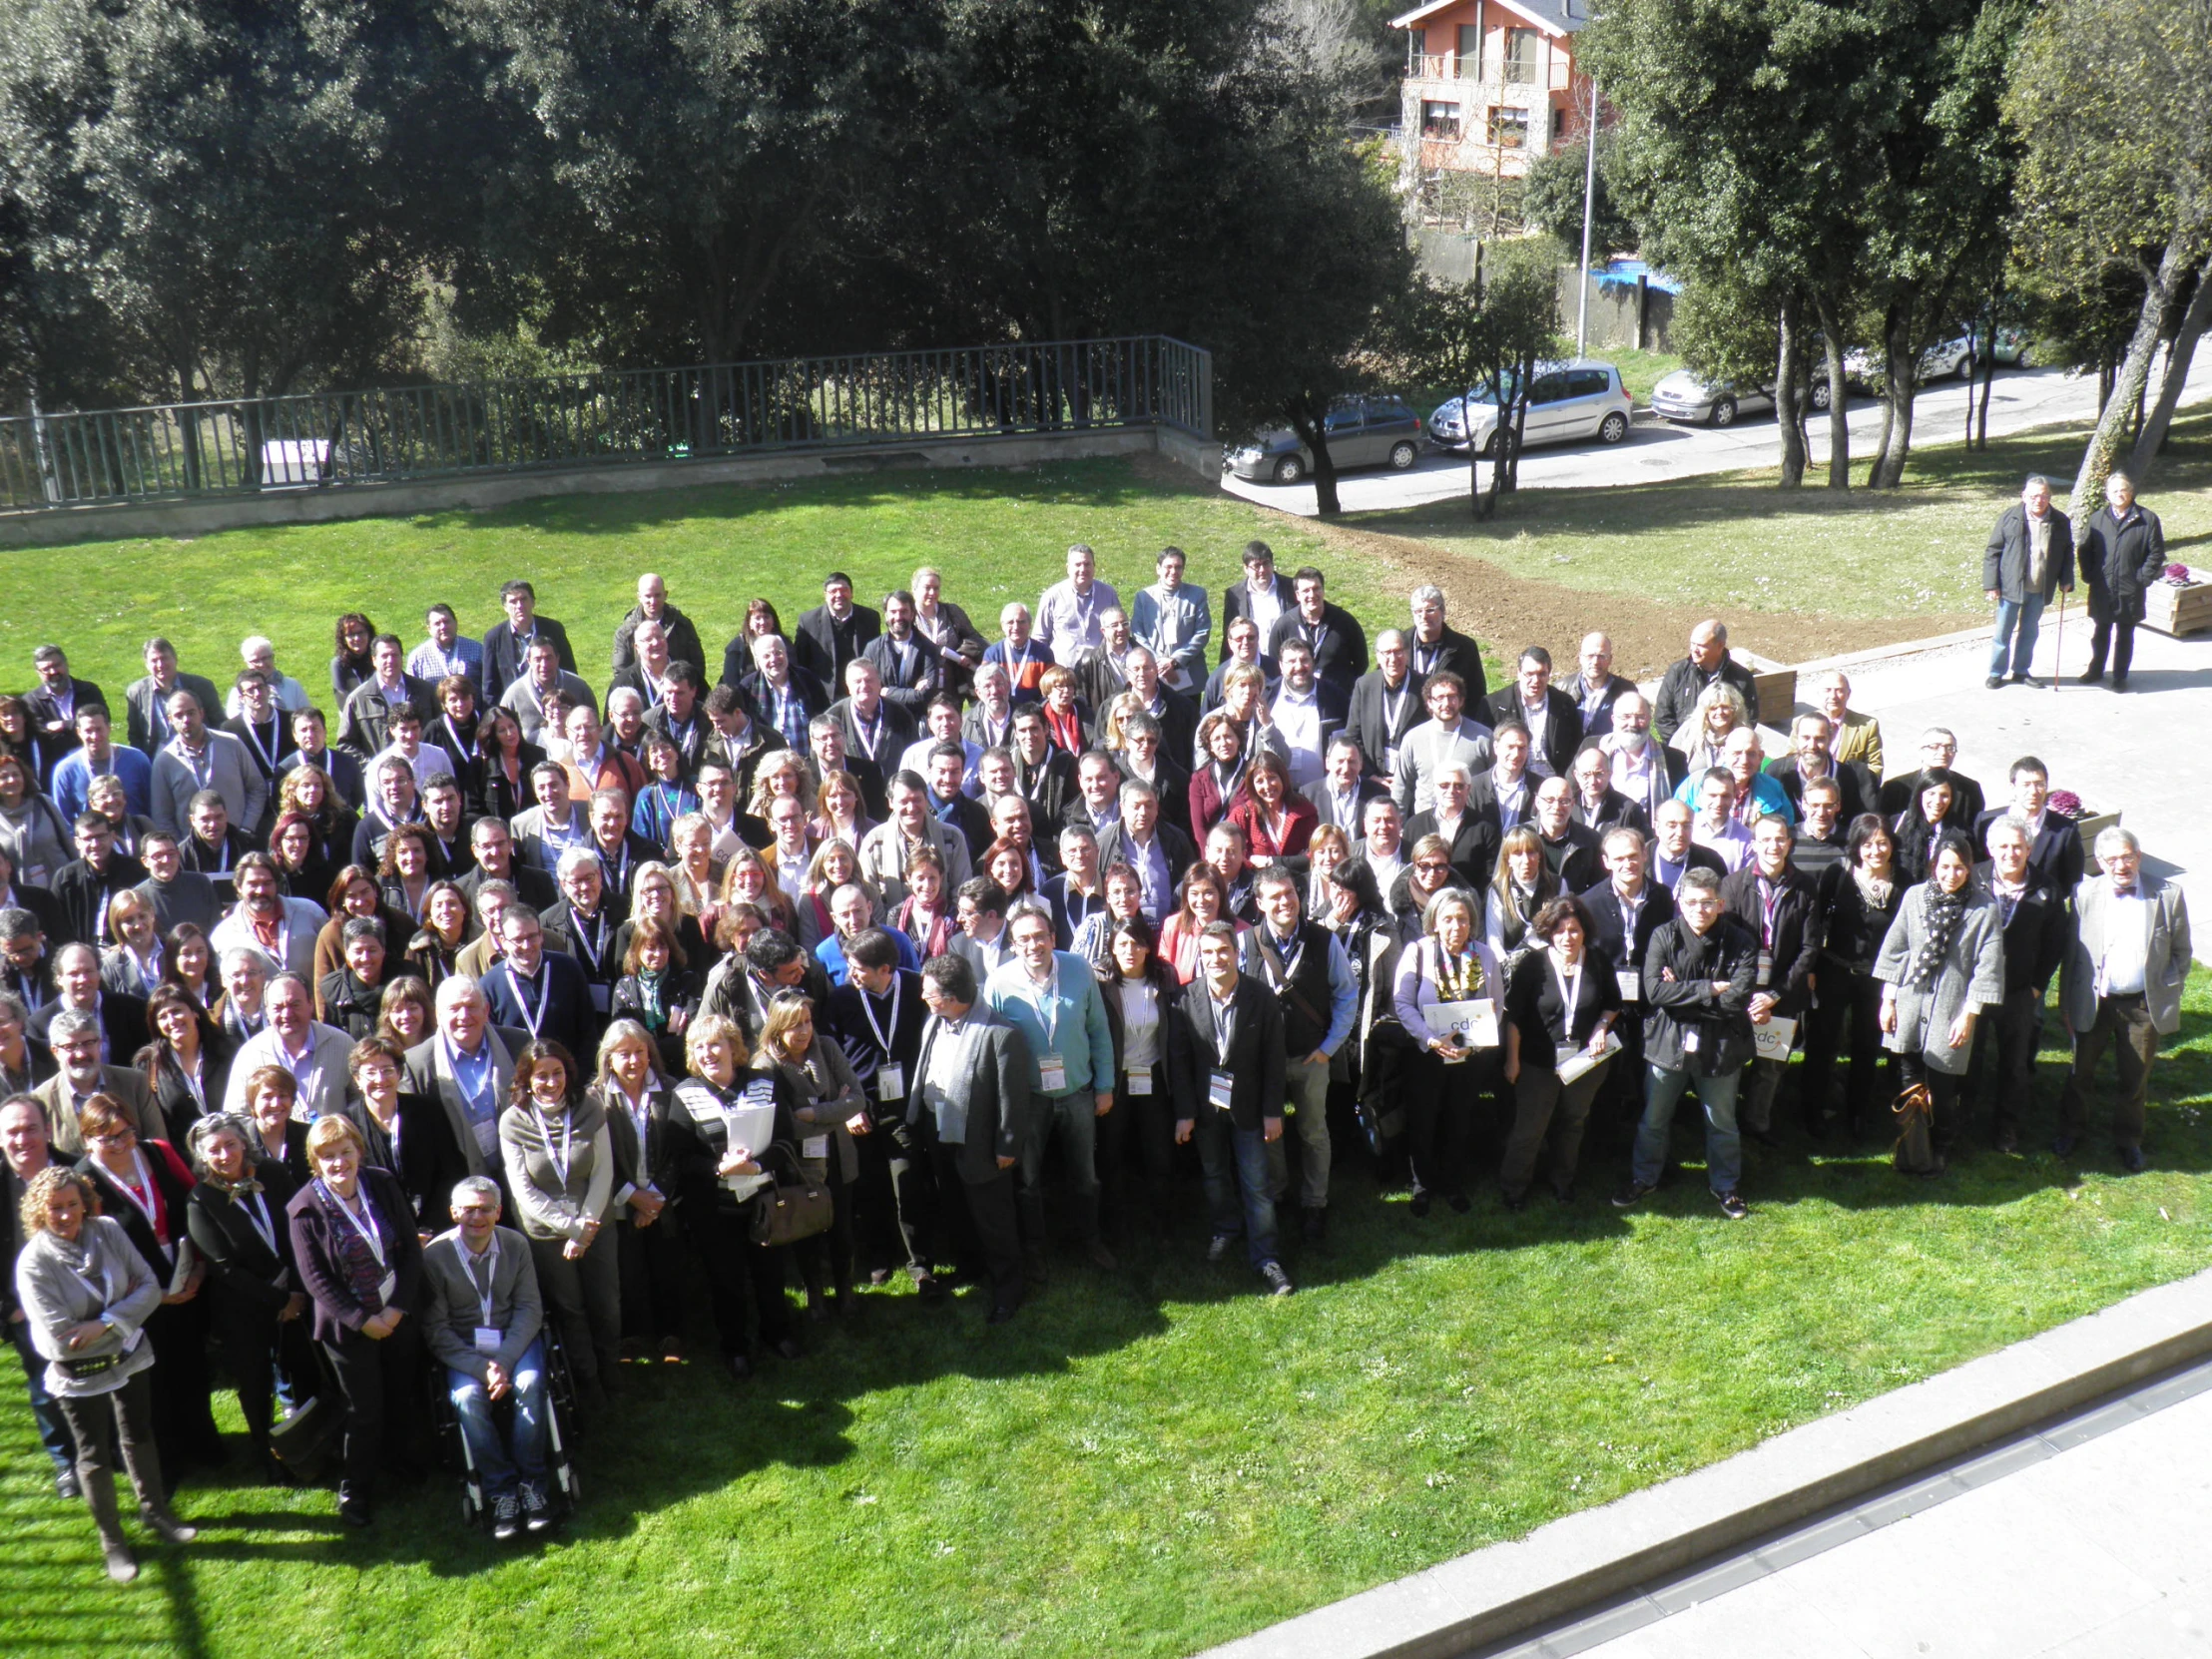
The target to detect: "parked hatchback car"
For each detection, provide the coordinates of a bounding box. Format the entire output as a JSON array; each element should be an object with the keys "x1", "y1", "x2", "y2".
[
  {"x1": 1844, "y1": 335, "x2": 1973, "y2": 389},
  {"x1": 1425, "y1": 359, "x2": 1633, "y2": 455},
  {"x1": 1650, "y1": 369, "x2": 1834, "y2": 427},
  {"x1": 1223, "y1": 395, "x2": 1422, "y2": 485}
]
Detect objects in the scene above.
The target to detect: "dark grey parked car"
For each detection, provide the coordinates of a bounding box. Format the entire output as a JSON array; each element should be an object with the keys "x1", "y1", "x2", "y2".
[{"x1": 1224, "y1": 395, "x2": 1423, "y2": 485}]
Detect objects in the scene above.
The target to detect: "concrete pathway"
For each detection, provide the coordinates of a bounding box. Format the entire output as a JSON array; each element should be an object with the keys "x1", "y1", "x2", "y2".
[
  {"x1": 1815, "y1": 613, "x2": 2212, "y2": 962},
  {"x1": 1220, "y1": 355, "x2": 2212, "y2": 516},
  {"x1": 1540, "y1": 1360, "x2": 2212, "y2": 1659}
]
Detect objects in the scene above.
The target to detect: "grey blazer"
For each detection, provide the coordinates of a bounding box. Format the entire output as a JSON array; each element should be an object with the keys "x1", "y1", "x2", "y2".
[
  {"x1": 1874, "y1": 884, "x2": 2007, "y2": 1074},
  {"x1": 2061, "y1": 872, "x2": 2191, "y2": 1036},
  {"x1": 15, "y1": 1215, "x2": 163, "y2": 1397},
  {"x1": 403, "y1": 1028, "x2": 523, "y2": 1178},
  {"x1": 419, "y1": 1223, "x2": 545, "y2": 1384},
  {"x1": 905, "y1": 1008, "x2": 1030, "y2": 1184},
  {"x1": 150, "y1": 731, "x2": 267, "y2": 839}
]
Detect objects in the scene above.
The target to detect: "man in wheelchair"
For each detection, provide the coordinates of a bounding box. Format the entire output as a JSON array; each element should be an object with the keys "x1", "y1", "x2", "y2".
[{"x1": 422, "y1": 1177, "x2": 555, "y2": 1540}]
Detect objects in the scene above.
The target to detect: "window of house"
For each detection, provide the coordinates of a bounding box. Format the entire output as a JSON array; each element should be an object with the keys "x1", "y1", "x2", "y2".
[
  {"x1": 1486, "y1": 106, "x2": 1528, "y2": 148},
  {"x1": 1407, "y1": 28, "x2": 1425, "y2": 71},
  {"x1": 1553, "y1": 104, "x2": 1568, "y2": 139},
  {"x1": 1456, "y1": 25, "x2": 1480, "y2": 75},
  {"x1": 1422, "y1": 101, "x2": 1463, "y2": 140},
  {"x1": 1503, "y1": 27, "x2": 1539, "y2": 82}
]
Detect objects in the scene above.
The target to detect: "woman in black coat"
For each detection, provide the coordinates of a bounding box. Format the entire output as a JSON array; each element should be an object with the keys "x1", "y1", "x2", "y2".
[
  {"x1": 285, "y1": 1114, "x2": 424, "y2": 1527},
  {"x1": 1499, "y1": 895, "x2": 1624, "y2": 1208},
  {"x1": 1892, "y1": 768, "x2": 1967, "y2": 886},
  {"x1": 2079, "y1": 473, "x2": 2167, "y2": 689},
  {"x1": 140, "y1": 983, "x2": 234, "y2": 1143},
  {"x1": 1811, "y1": 815, "x2": 1909, "y2": 1136},
  {"x1": 73, "y1": 1096, "x2": 225, "y2": 1472},
  {"x1": 341, "y1": 1035, "x2": 470, "y2": 1238},
  {"x1": 1092, "y1": 914, "x2": 1196, "y2": 1242},
  {"x1": 184, "y1": 1114, "x2": 315, "y2": 1479}
]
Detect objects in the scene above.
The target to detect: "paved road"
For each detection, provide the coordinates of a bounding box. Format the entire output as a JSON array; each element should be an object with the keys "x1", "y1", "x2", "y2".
[
  {"x1": 1220, "y1": 355, "x2": 2212, "y2": 517},
  {"x1": 1544, "y1": 1361, "x2": 2212, "y2": 1659}
]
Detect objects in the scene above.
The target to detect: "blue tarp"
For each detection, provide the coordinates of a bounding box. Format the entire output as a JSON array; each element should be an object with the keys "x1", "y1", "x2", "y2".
[{"x1": 1594, "y1": 259, "x2": 1683, "y2": 296}]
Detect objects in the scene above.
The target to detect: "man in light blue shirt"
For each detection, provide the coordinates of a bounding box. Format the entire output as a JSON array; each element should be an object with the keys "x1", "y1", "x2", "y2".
[
  {"x1": 984, "y1": 900, "x2": 1119, "y2": 1276},
  {"x1": 1130, "y1": 546, "x2": 1213, "y2": 697},
  {"x1": 408, "y1": 603, "x2": 485, "y2": 697}
]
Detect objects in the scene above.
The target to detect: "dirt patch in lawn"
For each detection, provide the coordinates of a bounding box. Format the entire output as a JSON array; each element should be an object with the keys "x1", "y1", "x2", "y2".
[{"x1": 1287, "y1": 515, "x2": 1983, "y2": 679}]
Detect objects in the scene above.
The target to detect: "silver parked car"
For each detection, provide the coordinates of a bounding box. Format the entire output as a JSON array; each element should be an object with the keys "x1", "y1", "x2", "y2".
[
  {"x1": 1651, "y1": 369, "x2": 1834, "y2": 427},
  {"x1": 1844, "y1": 335, "x2": 1973, "y2": 388},
  {"x1": 1425, "y1": 359, "x2": 1633, "y2": 455},
  {"x1": 1223, "y1": 395, "x2": 1423, "y2": 485}
]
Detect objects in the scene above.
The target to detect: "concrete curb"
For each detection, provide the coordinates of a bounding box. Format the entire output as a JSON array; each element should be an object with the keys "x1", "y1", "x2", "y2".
[{"x1": 1199, "y1": 1266, "x2": 2212, "y2": 1659}]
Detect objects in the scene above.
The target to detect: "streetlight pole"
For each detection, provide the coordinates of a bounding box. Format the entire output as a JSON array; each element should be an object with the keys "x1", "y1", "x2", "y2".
[{"x1": 1575, "y1": 74, "x2": 1599, "y2": 358}]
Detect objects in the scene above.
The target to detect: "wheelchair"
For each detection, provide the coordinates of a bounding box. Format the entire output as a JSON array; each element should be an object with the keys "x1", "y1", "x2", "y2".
[{"x1": 427, "y1": 1320, "x2": 583, "y2": 1531}]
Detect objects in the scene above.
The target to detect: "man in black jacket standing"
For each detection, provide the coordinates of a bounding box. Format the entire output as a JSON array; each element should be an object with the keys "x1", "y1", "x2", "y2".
[
  {"x1": 828, "y1": 930, "x2": 937, "y2": 1296},
  {"x1": 909, "y1": 954, "x2": 1028, "y2": 1324},
  {"x1": 1652, "y1": 621, "x2": 1760, "y2": 745},
  {"x1": 481, "y1": 581, "x2": 577, "y2": 706},
  {"x1": 1982, "y1": 473, "x2": 2074, "y2": 689},
  {"x1": 1614, "y1": 868, "x2": 1758, "y2": 1218},
  {"x1": 795, "y1": 573, "x2": 881, "y2": 695},
  {"x1": 1721, "y1": 817, "x2": 1822, "y2": 1142},
  {"x1": 2078, "y1": 470, "x2": 2166, "y2": 692},
  {"x1": 1178, "y1": 921, "x2": 1293, "y2": 1296},
  {"x1": 1974, "y1": 817, "x2": 2071, "y2": 1152}
]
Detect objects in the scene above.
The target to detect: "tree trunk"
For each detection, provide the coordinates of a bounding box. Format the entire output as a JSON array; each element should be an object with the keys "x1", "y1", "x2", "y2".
[
  {"x1": 1288, "y1": 404, "x2": 1343, "y2": 516},
  {"x1": 2126, "y1": 253, "x2": 2212, "y2": 481},
  {"x1": 1811, "y1": 292, "x2": 1851, "y2": 489},
  {"x1": 1870, "y1": 310, "x2": 1916, "y2": 489},
  {"x1": 2073, "y1": 232, "x2": 2194, "y2": 508},
  {"x1": 1774, "y1": 291, "x2": 1807, "y2": 488},
  {"x1": 1974, "y1": 330, "x2": 1995, "y2": 449}
]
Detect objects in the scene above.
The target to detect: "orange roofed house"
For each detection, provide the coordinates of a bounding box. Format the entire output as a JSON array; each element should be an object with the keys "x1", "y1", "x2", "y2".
[{"x1": 1389, "y1": 0, "x2": 1589, "y2": 178}]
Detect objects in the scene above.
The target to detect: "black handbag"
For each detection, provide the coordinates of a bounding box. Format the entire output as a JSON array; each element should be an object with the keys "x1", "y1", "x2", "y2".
[
  {"x1": 270, "y1": 1347, "x2": 341, "y2": 1479},
  {"x1": 748, "y1": 1149, "x2": 834, "y2": 1248}
]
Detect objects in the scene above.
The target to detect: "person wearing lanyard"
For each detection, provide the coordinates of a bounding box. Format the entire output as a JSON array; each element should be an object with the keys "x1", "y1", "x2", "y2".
[
  {"x1": 286, "y1": 1113, "x2": 424, "y2": 1527},
  {"x1": 985, "y1": 603, "x2": 1047, "y2": 704},
  {"x1": 824, "y1": 930, "x2": 936, "y2": 1294},
  {"x1": 499, "y1": 1039, "x2": 617, "y2": 1412},
  {"x1": 421, "y1": 1175, "x2": 554, "y2": 1539},
  {"x1": 1096, "y1": 915, "x2": 1192, "y2": 1241},
  {"x1": 983, "y1": 902, "x2": 1117, "y2": 1281},
  {"x1": 482, "y1": 905, "x2": 594, "y2": 1055},
  {"x1": 184, "y1": 1113, "x2": 312, "y2": 1482},
  {"x1": 1500, "y1": 895, "x2": 1623, "y2": 1209},
  {"x1": 1389, "y1": 887, "x2": 1506, "y2": 1218},
  {"x1": 832, "y1": 658, "x2": 915, "y2": 776},
  {"x1": 1720, "y1": 816, "x2": 1821, "y2": 1145},
  {"x1": 75, "y1": 1098, "x2": 224, "y2": 1474},
  {"x1": 591, "y1": 1019, "x2": 686, "y2": 1356}
]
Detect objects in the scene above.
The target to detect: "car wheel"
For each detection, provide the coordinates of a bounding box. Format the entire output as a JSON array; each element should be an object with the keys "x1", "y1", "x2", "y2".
[
  {"x1": 1598, "y1": 411, "x2": 1629, "y2": 444},
  {"x1": 1954, "y1": 354, "x2": 1973, "y2": 381},
  {"x1": 1272, "y1": 454, "x2": 1305, "y2": 485},
  {"x1": 2016, "y1": 347, "x2": 2032, "y2": 369},
  {"x1": 1387, "y1": 440, "x2": 1418, "y2": 470},
  {"x1": 1478, "y1": 429, "x2": 1502, "y2": 458},
  {"x1": 1709, "y1": 397, "x2": 1737, "y2": 429},
  {"x1": 1810, "y1": 380, "x2": 1833, "y2": 411}
]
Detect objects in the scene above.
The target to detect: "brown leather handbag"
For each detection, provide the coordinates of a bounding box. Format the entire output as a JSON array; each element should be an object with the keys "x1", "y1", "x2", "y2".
[
  {"x1": 749, "y1": 1148, "x2": 834, "y2": 1248},
  {"x1": 1892, "y1": 1083, "x2": 1944, "y2": 1177}
]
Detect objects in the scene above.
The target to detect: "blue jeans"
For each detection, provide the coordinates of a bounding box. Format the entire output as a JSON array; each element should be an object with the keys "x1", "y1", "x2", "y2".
[
  {"x1": 1195, "y1": 1110, "x2": 1280, "y2": 1270},
  {"x1": 1989, "y1": 594, "x2": 2045, "y2": 678},
  {"x1": 448, "y1": 1338, "x2": 549, "y2": 1501},
  {"x1": 1632, "y1": 1063, "x2": 1745, "y2": 1195}
]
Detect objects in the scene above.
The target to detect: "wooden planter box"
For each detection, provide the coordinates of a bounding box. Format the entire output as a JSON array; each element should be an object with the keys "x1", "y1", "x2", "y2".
[
  {"x1": 2144, "y1": 570, "x2": 2212, "y2": 638},
  {"x1": 2073, "y1": 811, "x2": 2120, "y2": 859}
]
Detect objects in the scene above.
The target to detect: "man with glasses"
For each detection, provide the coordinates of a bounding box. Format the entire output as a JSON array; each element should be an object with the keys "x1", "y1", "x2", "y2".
[{"x1": 34, "y1": 1009, "x2": 159, "y2": 1155}]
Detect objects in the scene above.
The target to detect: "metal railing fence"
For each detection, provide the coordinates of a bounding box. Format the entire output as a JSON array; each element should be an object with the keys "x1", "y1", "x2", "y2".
[{"x1": 0, "y1": 334, "x2": 1213, "y2": 511}]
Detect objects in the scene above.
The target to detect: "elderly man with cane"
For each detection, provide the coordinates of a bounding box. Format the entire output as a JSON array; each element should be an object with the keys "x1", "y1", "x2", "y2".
[{"x1": 1982, "y1": 474, "x2": 2074, "y2": 690}]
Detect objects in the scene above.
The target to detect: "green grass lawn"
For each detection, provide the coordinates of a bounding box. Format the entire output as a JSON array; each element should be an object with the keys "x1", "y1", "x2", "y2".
[
  {"x1": 1361, "y1": 407, "x2": 2212, "y2": 625},
  {"x1": 4, "y1": 982, "x2": 2209, "y2": 1657}
]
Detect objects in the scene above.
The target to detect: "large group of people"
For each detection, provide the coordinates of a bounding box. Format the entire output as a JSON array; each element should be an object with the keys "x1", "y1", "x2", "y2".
[{"x1": 3, "y1": 501, "x2": 2193, "y2": 1578}]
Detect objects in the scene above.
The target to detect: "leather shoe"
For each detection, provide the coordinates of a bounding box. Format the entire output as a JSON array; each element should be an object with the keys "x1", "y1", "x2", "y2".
[
  {"x1": 2112, "y1": 675, "x2": 2129, "y2": 692},
  {"x1": 1984, "y1": 675, "x2": 2004, "y2": 690},
  {"x1": 914, "y1": 1272, "x2": 946, "y2": 1304},
  {"x1": 2051, "y1": 1132, "x2": 2078, "y2": 1157},
  {"x1": 1409, "y1": 1191, "x2": 1432, "y2": 1219},
  {"x1": 2117, "y1": 1145, "x2": 2147, "y2": 1174},
  {"x1": 140, "y1": 1507, "x2": 198, "y2": 1544},
  {"x1": 54, "y1": 1467, "x2": 79, "y2": 1500},
  {"x1": 2076, "y1": 669, "x2": 2103, "y2": 685},
  {"x1": 336, "y1": 1483, "x2": 372, "y2": 1528},
  {"x1": 1206, "y1": 1234, "x2": 1233, "y2": 1263},
  {"x1": 1301, "y1": 1207, "x2": 1328, "y2": 1242}
]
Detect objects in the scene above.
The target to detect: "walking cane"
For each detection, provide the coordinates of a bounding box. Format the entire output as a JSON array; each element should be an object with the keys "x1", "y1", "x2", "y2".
[{"x1": 2051, "y1": 588, "x2": 2066, "y2": 693}]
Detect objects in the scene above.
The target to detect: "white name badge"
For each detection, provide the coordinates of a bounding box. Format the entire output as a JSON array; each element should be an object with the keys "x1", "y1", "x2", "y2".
[
  {"x1": 1421, "y1": 999, "x2": 1498, "y2": 1051},
  {"x1": 1039, "y1": 1053, "x2": 1068, "y2": 1093},
  {"x1": 1208, "y1": 1069, "x2": 1235, "y2": 1110},
  {"x1": 1126, "y1": 1068, "x2": 1155, "y2": 1096},
  {"x1": 1616, "y1": 969, "x2": 1641, "y2": 1003},
  {"x1": 1756, "y1": 950, "x2": 1774, "y2": 987},
  {"x1": 876, "y1": 1063, "x2": 906, "y2": 1102},
  {"x1": 473, "y1": 1327, "x2": 502, "y2": 1356},
  {"x1": 378, "y1": 1271, "x2": 398, "y2": 1304},
  {"x1": 1682, "y1": 1028, "x2": 1701, "y2": 1054},
  {"x1": 802, "y1": 1134, "x2": 830, "y2": 1161},
  {"x1": 1752, "y1": 1015, "x2": 1799, "y2": 1062}
]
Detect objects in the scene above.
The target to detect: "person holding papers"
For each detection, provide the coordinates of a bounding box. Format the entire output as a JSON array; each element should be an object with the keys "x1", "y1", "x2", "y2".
[
  {"x1": 1500, "y1": 896, "x2": 1623, "y2": 1209},
  {"x1": 1389, "y1": 887, "x2": 1504, "y2": 1219}
]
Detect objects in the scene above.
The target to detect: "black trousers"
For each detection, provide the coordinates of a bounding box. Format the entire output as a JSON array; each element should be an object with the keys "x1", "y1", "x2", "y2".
[
  {"x1": 687, "y1": 1199, "x2": 794, "y2": 1359},
  {"x1": 849, "y1": 1120, "x2": 934, "y2": 1280},
  {"x1": 211, "y1": 1293, "x2": 317, "y2": 1446},
  {"x1": 145, "y1": 1297, "x2": 222, "y2": 1471},
  {"x1": 798, "y1": 1155, "x2": 857, "y2": 1302},
  {"x1": 2086, "y1": 615, "x2": 2138, "y2": 680},
  {"x1": 2059, "y1": 991, "x2": 2158, "y2": 1148},
  {"x1": 1897, "y1": 1053, "x2": 1962, "y2": 1144},
  {"x1": 9, "y1": 1313, "x2": 75, "y2": 1471},
  {"x1": 615, "y1": 1211, "x2": 687, "y2": 1344},
  {"x1": 926, "y1": 1147, "x2": 1023, "y2": 1314},
  {"x1": 1402, "y1": 1048, "x2": 1499, "y2": 1198},
  {"x1": 1981, "y1": 985, "x2": 2046, "y2": 1134},
  {"x1": 1805, "y1": 968, "x2": 1892, "y2": 1127},
  {"x1": 320, "y1": 1317, "x2": 424, "y2": 1493}
]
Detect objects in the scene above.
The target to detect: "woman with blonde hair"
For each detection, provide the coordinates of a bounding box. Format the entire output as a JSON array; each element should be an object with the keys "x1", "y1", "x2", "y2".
[
  {"x1": 591, "y1": 1019, "x2": 684, "y2": 1357},
  {"x1": 745, "y1": 749, "x2": 817, "y2": 823},
  {"x1": 755, "y1": 990, "x2": 865, "y2": 1319},
  {"x1": 1671, "y1": 682, "x2": 1748, "y2": 774},
  {"x1": 15, "y1": 1165, "x2": 197, "y2": 1580},
  {"x1": 719, "y1": 840, "x2": 799, "y2": 939},
  {"x1": 1485, "y1": 826, "x2": 1558, "y2": 966}
]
